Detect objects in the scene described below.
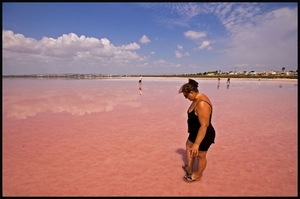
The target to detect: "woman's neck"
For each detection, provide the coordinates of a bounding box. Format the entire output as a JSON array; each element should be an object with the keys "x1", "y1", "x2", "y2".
[{"x1": 193, "y1": 92, "x2": 201, "y2": 101}]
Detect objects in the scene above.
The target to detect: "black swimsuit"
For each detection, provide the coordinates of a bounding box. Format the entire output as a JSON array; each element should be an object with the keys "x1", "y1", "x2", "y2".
[{"x1": 187, "y1": 100, "x2": 215, "y2": 151}]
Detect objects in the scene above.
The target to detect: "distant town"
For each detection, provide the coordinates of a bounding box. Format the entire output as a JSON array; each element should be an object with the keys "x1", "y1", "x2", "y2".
[{"x1": 2, "y1": 68, "x2": 298, "y2": 79}]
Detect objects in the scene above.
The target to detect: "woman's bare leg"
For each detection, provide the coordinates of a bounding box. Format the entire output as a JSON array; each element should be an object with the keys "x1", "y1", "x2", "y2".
[
  {"x1": 185, "y1": 139, "x2": 195, "y2": 175},
  {"x1": 192, "y1": 151, "x2": 207, "y2": 179}
]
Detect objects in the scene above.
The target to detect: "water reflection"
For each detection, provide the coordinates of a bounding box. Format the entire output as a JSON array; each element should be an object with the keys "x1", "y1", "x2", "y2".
[
  {"x1": 3, "y1": 78, "x2": 297, "y2": 120},
  {"x1": 139, "y1": 82, "x2": 143, "y2": 95},
  {"x1": 226, "y1": 82, "x2": 230, "y2": 90},
  {"x1": 3, "y1": 79, "x2": 142, "y2": 120}
]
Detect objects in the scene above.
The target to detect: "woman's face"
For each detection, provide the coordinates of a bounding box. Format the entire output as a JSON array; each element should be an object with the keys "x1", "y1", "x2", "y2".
[{"x1": 183, "y1": 91, "x2": 193, "y2": 100}]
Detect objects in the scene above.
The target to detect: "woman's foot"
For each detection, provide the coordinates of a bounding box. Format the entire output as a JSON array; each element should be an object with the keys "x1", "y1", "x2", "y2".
[
  {"x1": 182, "y1": 164, "x2": 192, "y2": 175},
  {"x1": 183, "y1": 173, "x2": 201, "y2": 182}
]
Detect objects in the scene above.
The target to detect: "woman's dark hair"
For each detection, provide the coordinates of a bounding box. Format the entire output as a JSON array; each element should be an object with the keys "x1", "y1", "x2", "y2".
[{"x1": 178, "y1": 78, "x2": 199, "y2": 94}]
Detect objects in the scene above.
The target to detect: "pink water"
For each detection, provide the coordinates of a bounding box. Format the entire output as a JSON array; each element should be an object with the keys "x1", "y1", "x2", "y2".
[{"x1": 2, "y1": 77, "x2": 298, "y2": 196}]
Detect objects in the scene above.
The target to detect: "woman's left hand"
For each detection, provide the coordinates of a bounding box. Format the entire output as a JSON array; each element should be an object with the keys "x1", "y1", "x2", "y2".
[{"x1": 189, "y1": 144, "x2": 199, "y2": 157}]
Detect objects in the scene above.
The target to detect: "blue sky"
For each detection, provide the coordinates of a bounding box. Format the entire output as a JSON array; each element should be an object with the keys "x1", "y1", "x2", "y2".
[{"x1": 2, "y1": 2, "x2": 298, "y2": 75}]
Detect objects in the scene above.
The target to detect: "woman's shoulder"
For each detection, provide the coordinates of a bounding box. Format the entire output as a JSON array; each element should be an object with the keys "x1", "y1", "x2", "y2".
[
  {"x1": 199, "y1": 93, "x2": 210, "y2": 101},
  {"x1": 197, "y1": 95, "x2": 212, "y2": 106}
]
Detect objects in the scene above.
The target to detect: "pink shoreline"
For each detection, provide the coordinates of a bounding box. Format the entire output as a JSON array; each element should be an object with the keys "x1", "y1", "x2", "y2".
[{"x1": 120, "y1": 76, "x2": 298, "y2": 83}]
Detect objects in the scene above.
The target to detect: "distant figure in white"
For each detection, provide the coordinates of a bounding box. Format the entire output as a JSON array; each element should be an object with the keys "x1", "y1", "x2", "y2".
[{"x1": 139, "y1": 75, "x2": 142, "y2": 95}]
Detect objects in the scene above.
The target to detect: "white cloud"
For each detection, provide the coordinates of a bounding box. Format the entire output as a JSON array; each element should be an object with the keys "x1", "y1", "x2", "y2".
[
  {"x1": 2, "y1": 30, "x2": 144, "y2": 74},
  {"x1": 224, "y1": 6, "x2": 297, "y2": 68},
  {"x1": 175, "y1": 51, "x2": 182, "y2": 58},
  {"x1": 139, "y1": 35, "x2": 151, "y2": 44},
  {"x1": 154, "y1": 59, "x2": 166, "y2": 64},
  {"x1": 175, "y1": 50, "x2": 190, "y2": 58},
  {"x1": 117, "y1": 42, "x2": 140, "y2": 51},
  {"x1": 151, "y1": 59, "x2": 183, "y2": 71},
  {"x1": 198, "y1": 41, "x2": 210, "y2": 50},
  {"x1": 184, "y1": 30, "x2": 206, "y2": 39},
  {"x1": 175, "y1": 45, "x2": 189, "y2": 58}
]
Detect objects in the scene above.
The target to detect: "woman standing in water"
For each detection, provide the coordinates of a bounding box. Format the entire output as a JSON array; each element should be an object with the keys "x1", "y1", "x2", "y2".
[
  {"x1": 138, "y1": 75, "x2": 142, "y2": 95},
  {"x1": 178, "y1": 79, "x2": 216, "y2": 182}
]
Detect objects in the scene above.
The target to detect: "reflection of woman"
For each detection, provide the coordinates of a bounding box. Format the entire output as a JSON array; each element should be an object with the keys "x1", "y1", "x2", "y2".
[
  {"x1": 226, "y1": 82, "x2": 230, "y2": 90},
  {"x1": 217, "y1": 77, "x2": 220, "y2": 89},
  {"x1": 226, "y1": 77, "x2": 230, "y2": 90},
  {"x1": 179, "y1": 79, "x2": 216, "y2": 182}
]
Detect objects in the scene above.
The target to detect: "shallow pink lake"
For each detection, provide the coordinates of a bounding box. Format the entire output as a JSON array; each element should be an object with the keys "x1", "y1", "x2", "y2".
[{"x1": 2, "y1": 77, "x2": 298, "y2": 196}]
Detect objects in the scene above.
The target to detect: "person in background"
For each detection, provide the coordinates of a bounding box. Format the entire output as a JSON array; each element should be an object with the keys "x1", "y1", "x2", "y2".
[
  {"x1": 139, "y1": 79, "x2": 142, "y2": 95},
  {"x1": 226, "y1": 77, "x2": 230, "y2": 90},
  {"x1": 226, "y1": 77, "x2": 230, "y2": 84},
  {"x1": 138, "y1": 75, "x2": 142, "y2": 95},
  {"x1": 178, "y1": 79, "x2": 216, "y2": 182}
]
